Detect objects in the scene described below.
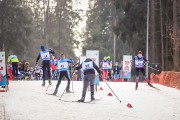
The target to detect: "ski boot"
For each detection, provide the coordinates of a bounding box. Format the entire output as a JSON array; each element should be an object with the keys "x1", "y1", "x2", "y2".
[
  {"x1": 91, "y1": 94, "x2": 95, "y2": 101},
  {"x1": 66, "y1": 88, "x2": 72, "y2": 93},
  {"x1": 52, "y1": 89, "x2": 58, "y2": 95},
  {"x1": 135, "y1": 84, "x2": 138, "y2": 90},
  {"x1": 78, "y1": 97, "x2": 85, "y2": 102},
  {"x1": 42, "y1": 81, "x2": 45, "y2": 87},
  {"x1": 49, "y1": 80, "x2": 52, "y2": 85}
]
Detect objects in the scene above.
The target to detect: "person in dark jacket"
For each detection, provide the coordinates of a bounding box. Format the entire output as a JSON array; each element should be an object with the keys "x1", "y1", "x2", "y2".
[
  {"x1": 36, "y1": 46, "x2": 55, "y2": 86},
  {"x1": 133, "y1": 51, "x2": 153, "y2": 90},
  {"x1": 75, "y1": 58, "x2": 101, "y2": 102},
  {"x1": 112, "y1": 62, "x2": 121, "y2": 81}
]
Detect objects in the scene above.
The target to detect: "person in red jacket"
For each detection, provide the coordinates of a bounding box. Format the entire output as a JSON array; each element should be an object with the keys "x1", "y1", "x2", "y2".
[{"x1": 50, "y1": 55, "x2": 58, "y2": 80}]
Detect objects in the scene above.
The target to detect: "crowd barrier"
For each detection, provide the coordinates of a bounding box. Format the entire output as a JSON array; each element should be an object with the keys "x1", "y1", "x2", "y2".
[{"x1": 150, "y1": 71, "x2": 180, "y2": 89}]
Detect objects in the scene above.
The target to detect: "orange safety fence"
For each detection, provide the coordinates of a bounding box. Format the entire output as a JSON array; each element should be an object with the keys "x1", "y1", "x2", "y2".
[{"x1": 150, "y1": 71, "x2": 180, "y2": 89}]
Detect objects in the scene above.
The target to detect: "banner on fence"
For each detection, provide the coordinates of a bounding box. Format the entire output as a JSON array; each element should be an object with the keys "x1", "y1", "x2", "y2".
[
  {"x1": 0, "y1": 52, "x2": 7, "y2": 86},
  {"x1": 122, "y1": 55, "x2": 132, "y2": 79}
]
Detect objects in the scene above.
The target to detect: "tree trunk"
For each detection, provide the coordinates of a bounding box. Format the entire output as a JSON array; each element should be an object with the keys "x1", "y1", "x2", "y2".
[
  {"x1": 149, "y1": 0, "x2": 155, "y2": 63},
  {"x1": 0, "y1": 0, "x2": 5, "y2": 51},
  {"x1": 172, "y1": 0, "x2": 180, "y2": 71},
  {"x1": 160, "y1": 0, "x2": 164, "y2": 71}
]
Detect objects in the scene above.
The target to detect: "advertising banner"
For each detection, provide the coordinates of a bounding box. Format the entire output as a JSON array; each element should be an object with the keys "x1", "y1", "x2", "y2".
[
  {"x1": 0, "y1": 52, "x2": 7, "y2": 86},
  {"x1": 122, "y1": 55, "x2": 132, "y2": 79}
]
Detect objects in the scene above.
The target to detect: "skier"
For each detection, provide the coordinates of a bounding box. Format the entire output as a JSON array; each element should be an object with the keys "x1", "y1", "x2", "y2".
[
  {"x1": 7, "y1": 55, "x2": 19, "y2": 80},
  {"x1": 52, "y1": 53, "x2": 74, "y2": 95},
  {"x1": 75, "y1": 58, "x2": 101, "y2": 102},
  {"x1": 36, "y1": 45, "x2": 55, "y2": 86},
  {"x1": 133, "y1": 51, "x2": 153, "y2": 90}
]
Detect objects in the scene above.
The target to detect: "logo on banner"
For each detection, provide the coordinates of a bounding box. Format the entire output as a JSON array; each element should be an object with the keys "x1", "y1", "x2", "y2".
[{"x1": 0, "y1": 73, "x2": 3, "y2": 81}]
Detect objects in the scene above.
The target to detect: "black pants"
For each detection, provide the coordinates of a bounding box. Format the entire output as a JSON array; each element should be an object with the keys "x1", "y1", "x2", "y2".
[
  {"x1": 135, "y1": 68, "x2": 149, "y2": 84},
  {"x1": 108, "y1": 69, "x2": 112, "y2": 79},
  {"x1": 55, "y1": 71, "x2": 71, "y2": 91},
  {"x1": 12, "y1": 62, "x2": 18, "y2": 77},
  {"x1": 42, "y1": 60, "x2": 51, "y2": 81},
  {"x1": 135, "y1": 68, "x2": 146, "y2": 77}
]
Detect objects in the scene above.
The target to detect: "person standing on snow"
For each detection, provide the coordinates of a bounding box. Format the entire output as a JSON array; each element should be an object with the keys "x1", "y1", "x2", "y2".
[
  {"x1": 36, "y1": 45, "x2": 55, "y2": 86},
  {"x1": 101, "y1": 57, "x2": 109, "y2": 81},
  {"x1": 50, "y1": 54, "x2": 58, "y2": 80},
  {"x1": 75, "y1": 58, "x2": 101, "y2": 102},
  {"x1": 52, "y1": 53, "x2": 74, "y2": 95},
  {"x1": 7, "y1": 55, "x2": 19, "y2": 80},
  {"x1": 133, "y1": 51, "x2": 153, "y2": 90},
  {"x1": 112, "y1": 62, "x2": 121, "y2": 81},
  {"x1": 107, "y1": 56, "x2": 112, "y2": 81}
]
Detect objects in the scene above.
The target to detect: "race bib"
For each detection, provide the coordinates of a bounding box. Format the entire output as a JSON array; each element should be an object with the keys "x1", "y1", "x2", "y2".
[
  {"x1": 41, "y1": 52, "x2": 50, "y2": 59},
  {"x1": 135, "y1": 60, "x2": 144, "y2": 65},
  {"x1": 58, "y1": 62, "x2": 68, "y2": 69}
]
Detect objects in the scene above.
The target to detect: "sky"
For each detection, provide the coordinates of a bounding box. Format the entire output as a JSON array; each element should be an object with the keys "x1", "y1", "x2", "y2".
[{"x1": 72, "y1": 0, "x2": 89, "y2": 57}]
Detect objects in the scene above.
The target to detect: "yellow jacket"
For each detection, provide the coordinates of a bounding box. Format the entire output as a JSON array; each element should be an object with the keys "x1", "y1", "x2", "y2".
[{"x1": 7, "y1": 55, "x2": 19, "y2": 63}]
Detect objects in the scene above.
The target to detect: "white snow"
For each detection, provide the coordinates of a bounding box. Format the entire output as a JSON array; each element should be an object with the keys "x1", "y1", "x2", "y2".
[{"x1": 0, "y1": 81, "x2": 180, "y2": 120}]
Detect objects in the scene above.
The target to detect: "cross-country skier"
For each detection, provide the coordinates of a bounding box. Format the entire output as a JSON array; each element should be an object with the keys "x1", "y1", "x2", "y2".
[
  {"x1": 75, "y1": 58, "x2": 101, "y2": 102},
  {"x1": 36, "y1": 45, "x2": 55, "y2": 86},
  {"x1": 133, "y1": 51, "x2": 153, "y2": 90},
  {"x1": 52, "y1": 53, "x2": 74, "y2": 95}
]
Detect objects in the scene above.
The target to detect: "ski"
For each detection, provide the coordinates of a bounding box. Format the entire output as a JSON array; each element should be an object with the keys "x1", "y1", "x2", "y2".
[
  {"x1": 144, "y1": 84, "x2": 160, "y2": 91},
  {"x1": 64, "y1": 92, "x2": 74, "y2": 94},
  {"x1": 59, "y1": 98, "x2": 102, "y2": 104}
]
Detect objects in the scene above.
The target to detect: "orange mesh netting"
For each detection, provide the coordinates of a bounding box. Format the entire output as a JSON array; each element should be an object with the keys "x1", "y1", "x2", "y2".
[{"x1": 150, "y1": 71, "x2": 180, "y2": 89}]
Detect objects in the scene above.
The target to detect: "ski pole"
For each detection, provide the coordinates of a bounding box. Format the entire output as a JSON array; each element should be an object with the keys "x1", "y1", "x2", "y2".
[
  {"x1": 105, "y1": 81, "x2": 121, "y2": 103},
  {"x1": 59, "y1": 87, "x2": 67, "y2": 100},
  {"x1": 146, "y1": 65, "x2": 160, "y2": 71},
  {"x1": 45, "y1": 70, "x2": 59, "y2": 92}
]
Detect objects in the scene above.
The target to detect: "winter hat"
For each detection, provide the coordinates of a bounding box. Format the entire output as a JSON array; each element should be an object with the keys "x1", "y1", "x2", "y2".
[
  {"x1": 40, "y1": 45, "x2": 45, "y2": 51},
  {"x1": 138, "y1": 51, "x2": 142, "y2": 54}
]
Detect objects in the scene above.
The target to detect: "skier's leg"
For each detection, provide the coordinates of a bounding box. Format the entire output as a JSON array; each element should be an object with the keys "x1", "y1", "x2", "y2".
[
  {"x1": 53, "y1": 72, "x2": 62, "y2": 95},
  {"x1": 78, "y1": 75, "x2": 90, "y2": 102},
  {"x1": 90, "y1": 74, "x2": 95, "y2": 100},
  {"x1": 135, "y1": 68, "x2": 140, "y2": 90},
  {"x1": 65, "y1": 71, "x2": 71, "y2": 92},
  {"x1": 42, "y1": 62, "x2": 46, "y2": 86},
  {"x1": 47, "y1": 61, "x2": 51, "y2": 85},
  {"x1": 141, "y1": 68, "x2": 153, "y2": 87}
]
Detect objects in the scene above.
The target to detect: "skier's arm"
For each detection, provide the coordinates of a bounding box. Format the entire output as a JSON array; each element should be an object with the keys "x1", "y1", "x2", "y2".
[
  {"x1": 49, "y1": 49, "x2": 55, "y2": 55},
  {"x1": 36, "y1": 53, "x2": 41, "y2": 64},
  {"x1": 75, "y1": 64, "x2": 82, "y2": 70},
  {"x1": 67, "y1": 59, "x2": 74, "y2": 64},
  {"x1": 93, "y1": 62, "x2": 100, "y2": 74}
]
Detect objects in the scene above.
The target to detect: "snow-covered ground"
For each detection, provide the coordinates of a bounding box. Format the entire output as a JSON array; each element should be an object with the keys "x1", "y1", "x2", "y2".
[{"x1": 0, "y1": 81, "x2": 180, "y2": 120}]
